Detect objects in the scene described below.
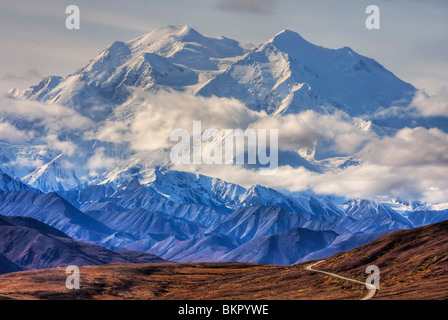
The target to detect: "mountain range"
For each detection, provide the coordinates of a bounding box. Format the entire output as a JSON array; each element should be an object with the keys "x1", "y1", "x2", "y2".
[
  {"x1": 11, "y1": 25, "x2": 415, "y2": 119},
  {"x1": 0, "y1": 166, "x2": 445, "y2": 266},
  {"x1": 0, "y1": 25, "x2": 447, "y2": 274}
]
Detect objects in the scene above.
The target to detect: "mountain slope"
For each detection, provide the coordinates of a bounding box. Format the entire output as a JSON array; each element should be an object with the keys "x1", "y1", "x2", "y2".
[
  {"x1": 0, "y1": 191, "x2": 114, "y2": 242},
  {"x1": 0, "y1": 254, "x2": 22, "y2": 274},
  {"x1": 75, "y1": 176, "x2": 227, "y2": 228},
  {"x1": 0, "y1": 169, "x2": 34, "y2": 192},
  {"x1": 218, "y1": 227, "x2": 338, "y2": 265},
  {"x1": 85, "y1": 207, "x2": 202, "y2": 237},
  {"x1": 407, "y1": 209, "x2": 448, "y2": 227},
  {"x1": 315, "y1": 220, "x2": 448, "y2": 299},
  {"x1": 2, "y1": 171, "x2": 443, "y2": 266},
  {"x1": 342, "y1": 199, "x2": 414, "y2": 232},
  {"x1": 207, "y1": 206, "x2": 307, "y2": 244},
  {"x1": 0, "y1": 213, "x2": 165, "y2": 274},
  {"x1": 148, "y1": 233, "x2": 239, "y2": 262}
]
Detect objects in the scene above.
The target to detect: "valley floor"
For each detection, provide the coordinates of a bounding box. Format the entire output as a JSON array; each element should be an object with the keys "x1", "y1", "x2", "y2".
[{"x1": 0, "y1": 262, "x2": 368, "y2": 300}]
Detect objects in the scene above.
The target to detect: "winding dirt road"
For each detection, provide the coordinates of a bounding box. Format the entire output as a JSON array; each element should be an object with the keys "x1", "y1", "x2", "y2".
[{"x1": 305, "y1": 260, "x2": 376, "y2": 300}]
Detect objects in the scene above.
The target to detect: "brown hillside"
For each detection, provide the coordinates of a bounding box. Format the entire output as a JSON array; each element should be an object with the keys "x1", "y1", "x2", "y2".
[{"x1": 318, "y1": 220, "x2": 448, "y2": 299}]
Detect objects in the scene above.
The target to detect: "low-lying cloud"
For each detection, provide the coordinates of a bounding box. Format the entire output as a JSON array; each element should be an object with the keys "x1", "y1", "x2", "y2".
[
  {"x1": 92, "y1": 90, "x2": 372, "y2": 156},
  {"x1": 1, "y1": 85, "x2": 448, "y2": 206},
  {"x1": 0, "y1": 121, "x2": 32, "y2": 143},
  {"x1": 92, "y1": 90, "x2": 263, "y2": 151},
  {"x1": 0, "y1": 78, "x2": 93, "y2": 156},
  {"x1": 250, "y1": 111, "x2": 373, "y2": 155},
  {"x1": 411, "y1": 87, "x2": 448, "y2": 117},
  {"x1": 87, "y1": 91, "x2": 448, "y2": 205},
  {"x1": 360, "y1": 127, "x2": 448, "y2": 166}
]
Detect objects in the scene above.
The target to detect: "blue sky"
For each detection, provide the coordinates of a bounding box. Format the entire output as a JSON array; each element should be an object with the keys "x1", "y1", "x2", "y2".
[{"x1": 0, "y1": 0, "x2": 447, "y2": 93}]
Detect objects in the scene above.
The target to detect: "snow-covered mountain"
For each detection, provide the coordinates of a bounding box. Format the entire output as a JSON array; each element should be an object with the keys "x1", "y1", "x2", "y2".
[
  {"x1": 343, "y1": 199, "x2": 414, "y2": 232},
  {"x1": 198, "y1": 29, "x2": 416, "y2": 116},
  {"x1": 12, "y1": 26, "x2": 414, "y2": 122},
  {"x1": 11, "y1": 25, "x2": 251, "y2": 121},
  {"x1": 3, "y1": 25, "x2": 419, "y2": 193}
]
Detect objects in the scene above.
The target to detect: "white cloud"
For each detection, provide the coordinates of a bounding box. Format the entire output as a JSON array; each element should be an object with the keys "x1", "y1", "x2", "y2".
[
  {"x1": 184, "y1": 159, "x2": 448, "y2": 205},
  {"x1": 0, "y1": 121, "x2": 33, "y2": 143},
  {"x1": 92, "y1": 91, "x2": 373, "y2": 160},
  {"x1": 87, "y1": 147, "x2": 121, "y2": 174},
  {"x1": 411, "y1": 88, "x2": 448, "y2": 117},
  {"x1": 249, "y1": 111, "x2": 373, "y2": 154},
  {"x1": 1, "y1": 84, "x2": 447, "y2": 205},
  {"x1": 360, "y1": 127, "x2": 448, "y2": 166},
  {"x1": 43, "y1": 134, "x2": 76, "y2": 156},
  {"x1": 0, "y1": 96, "x2": 93, "y2": 133},
  {"x1": 170, "y1": 125, "x2": 448, "y2": 204},
  {"x1": 93, "y1": 90, "x2": 263, "y2": 151},
  {"x1": 0, "y1": 79, "x2": 94, "y2": 156}
]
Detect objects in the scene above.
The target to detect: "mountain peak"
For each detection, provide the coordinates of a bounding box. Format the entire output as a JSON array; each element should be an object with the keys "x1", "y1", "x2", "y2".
[
  {"x1": 159, "y1": 24, "x2": 199, "y2": 36},
  {"x1": 138, "y1": 24, "x2": 203, "y2": 44},
  {"x1": 269, "y1": 29, "x2": 313, "y2": 49},
  {"x1": 177, "y1": 24, "x2": 199, "y2": 35},
  {"x1": 274, "y1": 29, "x2": 305, "y2": 38}
]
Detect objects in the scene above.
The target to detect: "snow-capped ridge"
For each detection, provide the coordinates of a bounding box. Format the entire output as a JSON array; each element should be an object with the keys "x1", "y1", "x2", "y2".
[
  {"x1": 200, "y1": 28, "x2": 415, "y2": 116},
  {"x1": 268, "y1": 29, "x2": 316, "y2": 49},
  {"x1": 11, "y1": 25, "x2": 251, "y2": 121}
]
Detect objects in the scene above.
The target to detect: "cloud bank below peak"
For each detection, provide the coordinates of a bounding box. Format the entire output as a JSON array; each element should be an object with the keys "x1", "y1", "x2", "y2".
[
  {"x1": 2, "y1": 69, "x2": 448, "y2": 206},
  {"x1": 83, "y1": 90, "x2": 448, "y2": 205}
]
